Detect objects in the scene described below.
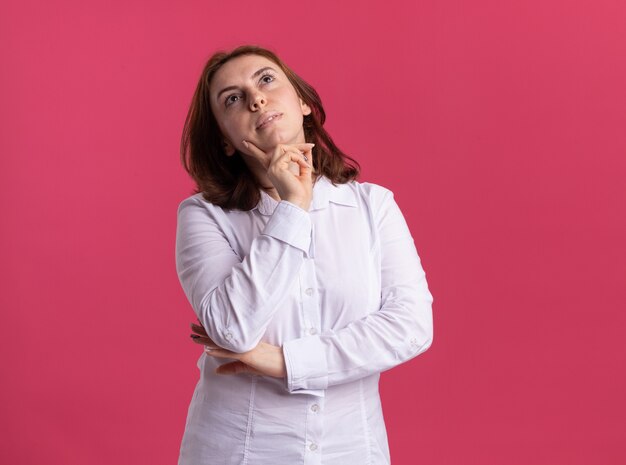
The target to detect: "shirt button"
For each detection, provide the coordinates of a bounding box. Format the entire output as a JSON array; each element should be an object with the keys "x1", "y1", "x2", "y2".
[
  {"x1": 305, "y1": 288, "x2": 314, "y2": 296},
  {"x1": 309, "y1": 442, "x2": 318, "y2": 451},
  {"x1": 310, "y1": 404, "x2": 320, "y2": 413},
  {"x1": 224, "y1": 332, "x2": 233, "y2": 340},
  {"x1": 309, "y1": 327, "x2": 318, "y2": 335}
]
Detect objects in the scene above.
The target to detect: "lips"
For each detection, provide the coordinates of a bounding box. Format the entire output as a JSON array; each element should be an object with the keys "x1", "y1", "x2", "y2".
[{"x1": 256, "y1": 111, "x2": 282, "y2": 130}]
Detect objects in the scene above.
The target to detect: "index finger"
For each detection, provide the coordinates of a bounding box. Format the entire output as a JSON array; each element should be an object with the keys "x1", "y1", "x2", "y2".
[{"x1": 241, "y1": 139, "x2": 266, "y2": 159}]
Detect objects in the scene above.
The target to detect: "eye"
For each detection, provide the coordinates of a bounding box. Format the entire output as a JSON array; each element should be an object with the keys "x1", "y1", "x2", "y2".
[
  {"x1": 260, "y1": 72, "x2": 275, "y2": 84},
  {"x1": 225, "y1": 94, "x2": 241, "y2": 107}
]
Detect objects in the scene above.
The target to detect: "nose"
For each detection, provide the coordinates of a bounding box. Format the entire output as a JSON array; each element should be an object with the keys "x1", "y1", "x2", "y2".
[{"x1": 249, "y1": 91, "x2": 266, "y2": 111}]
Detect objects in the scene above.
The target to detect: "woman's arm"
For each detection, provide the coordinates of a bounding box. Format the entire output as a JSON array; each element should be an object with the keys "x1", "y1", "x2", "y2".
[
  {"x1": 176, "y1": 197, "x2": 312, "y2": 353},
  {"x1": 281, "y1": 187, "x2": 434, "y2": 392}
]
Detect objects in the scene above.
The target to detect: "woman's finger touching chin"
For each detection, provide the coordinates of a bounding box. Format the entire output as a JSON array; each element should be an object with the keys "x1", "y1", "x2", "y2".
[{"x1": 241, "y1": 139, "x2": 261, "y2": 156}]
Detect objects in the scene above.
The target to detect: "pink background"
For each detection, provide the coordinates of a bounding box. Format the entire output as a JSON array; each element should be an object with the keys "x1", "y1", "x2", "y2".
[{"x1": 1, "y1": 0, "x2": 625, "y2": 463}]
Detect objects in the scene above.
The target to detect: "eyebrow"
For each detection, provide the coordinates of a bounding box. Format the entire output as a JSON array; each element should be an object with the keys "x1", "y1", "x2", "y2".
[{"x1": 216, "y1": 66, "x2": 277, "y2": 101}]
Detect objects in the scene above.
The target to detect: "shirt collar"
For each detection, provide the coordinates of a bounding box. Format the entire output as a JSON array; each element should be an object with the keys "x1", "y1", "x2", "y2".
[{"x1": 254, "y1": 175, "x2": 357, "y2": 216}]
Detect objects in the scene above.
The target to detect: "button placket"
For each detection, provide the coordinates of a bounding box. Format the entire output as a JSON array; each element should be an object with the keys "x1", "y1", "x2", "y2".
[
  {"x1": 301, "y1": 258, "x2": 324, "y2": 465},
  {"x1": 300, "y1": 260, "x2": 320, "y2": 339},
  {"x1": 308, "y1": 260, "x2": 322, "y2": 341},
  {"x1": 305, "y1": 397, "x2": 324, "y2": 463}
]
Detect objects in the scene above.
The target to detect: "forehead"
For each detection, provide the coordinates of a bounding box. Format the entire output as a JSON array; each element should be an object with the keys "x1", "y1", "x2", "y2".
[{"x1": 211, "y1": 55, "x2": 280, "y2": 92}]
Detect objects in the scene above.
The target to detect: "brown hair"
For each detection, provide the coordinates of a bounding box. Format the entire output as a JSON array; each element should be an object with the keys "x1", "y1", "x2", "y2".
[{"x1": 179, "y1": 44, "x2": 361, "y2": 211}]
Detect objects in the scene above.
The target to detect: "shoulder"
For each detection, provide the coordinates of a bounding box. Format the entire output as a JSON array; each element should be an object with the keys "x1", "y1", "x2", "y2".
[
  {"x1": 354, "y1": 179, "x2": 393, "y2": 198},
  {"x1": 346, "y1": 179, "x2": 395, "y2": 214},
  {"x1": 176, "y1": 192, "x2": 226, "y2": 222},
  {"x1": 177, "y1": 192, "x2": 203, "y2": 213},
  {"x1": 178, "y1": 190, "x2": 241, "y2": 210}
]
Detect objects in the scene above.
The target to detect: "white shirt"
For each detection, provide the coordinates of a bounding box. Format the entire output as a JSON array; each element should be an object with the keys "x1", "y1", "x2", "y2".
[{"x1": 175, "y1": 175, "x2": 434, "y2": 465}]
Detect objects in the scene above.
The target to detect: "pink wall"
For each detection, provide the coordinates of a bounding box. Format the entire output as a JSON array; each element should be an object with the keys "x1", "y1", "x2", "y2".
[{"x1": 1, "y1": 0, "x2": 625, "y2": 463}]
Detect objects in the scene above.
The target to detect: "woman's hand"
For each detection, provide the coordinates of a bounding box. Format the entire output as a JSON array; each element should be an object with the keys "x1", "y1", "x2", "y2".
[
  {"x1": 241, "y1": 140, "x2": 315, "y2": 211},
  {"x1": 190, "y1": 321, "x2": 286, "y2": 378}
]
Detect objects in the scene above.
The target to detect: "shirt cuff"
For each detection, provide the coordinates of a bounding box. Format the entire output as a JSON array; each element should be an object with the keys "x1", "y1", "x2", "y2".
[
  {"x1": 282, "y1": 335, "x2": 328, "y2": 394},
  {"x1": 263, "y1": 201, "x2": 314, "y2": 258}
]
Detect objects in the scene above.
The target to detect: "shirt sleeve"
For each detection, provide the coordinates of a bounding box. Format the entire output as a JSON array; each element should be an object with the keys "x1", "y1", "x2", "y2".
[
  {"x1": 175, "y1": 197, "x2": 313, "y2": 353},
  {"x1": 281, "y1": 188, "x2": 434, "y2": 392}
]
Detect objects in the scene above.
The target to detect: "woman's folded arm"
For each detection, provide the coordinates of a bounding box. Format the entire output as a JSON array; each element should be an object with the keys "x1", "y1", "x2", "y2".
[
  {"x1": 282, "y1": 189, "x2": 434, "y2": 392},
  {"x1": 176, "y1": 197, "x2": 313, "y2": 353}
]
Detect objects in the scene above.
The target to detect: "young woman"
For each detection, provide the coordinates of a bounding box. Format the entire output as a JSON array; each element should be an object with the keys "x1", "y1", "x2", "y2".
[{"x1": 175, "y1": 44, "x2": 434, "y2": 465}]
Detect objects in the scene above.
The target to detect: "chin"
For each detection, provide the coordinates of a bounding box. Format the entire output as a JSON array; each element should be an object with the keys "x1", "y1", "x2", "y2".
[{"x1": 258, "y1": 130, "x2": 293, "y2": 148}]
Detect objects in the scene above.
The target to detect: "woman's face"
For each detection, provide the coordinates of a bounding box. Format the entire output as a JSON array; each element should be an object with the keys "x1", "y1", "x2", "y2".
[{"x1": 209, "y1": 54, "x2": 312, "y2": 159}]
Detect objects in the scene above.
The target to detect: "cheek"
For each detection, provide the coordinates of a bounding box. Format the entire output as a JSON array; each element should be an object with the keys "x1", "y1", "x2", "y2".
[
  {"x1": 221, "y1": 115, "x2": 248, "y2": 138},
  {"x1": 220, "y1": 119, "x2": 238, "y2": 137},
  {"x1": 220, "y1": 115, "x2": 260, "y2": 148}
]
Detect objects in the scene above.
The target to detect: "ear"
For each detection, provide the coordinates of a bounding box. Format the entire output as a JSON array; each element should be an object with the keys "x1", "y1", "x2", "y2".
[
  {"x1": 300, "y1": 98, "x2": 312, "y2": 116},
  {"x1": 223, "y1": 139, "x2": 236, "y2": 156}
]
